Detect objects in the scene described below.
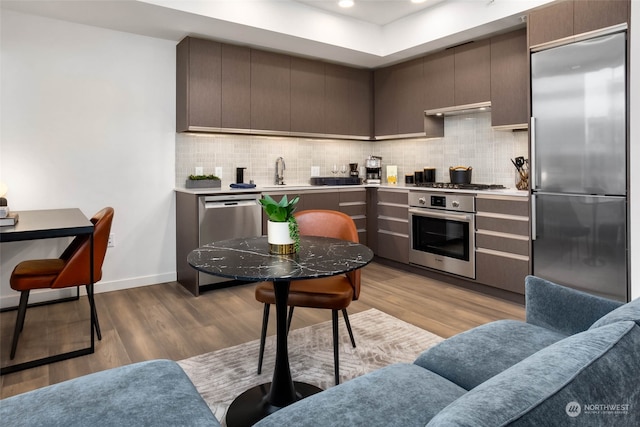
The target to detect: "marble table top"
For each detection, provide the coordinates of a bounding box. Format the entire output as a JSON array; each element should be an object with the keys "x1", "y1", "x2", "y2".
[{"x1": 187, "y1": 235, "x2": 374, "y2": 282}]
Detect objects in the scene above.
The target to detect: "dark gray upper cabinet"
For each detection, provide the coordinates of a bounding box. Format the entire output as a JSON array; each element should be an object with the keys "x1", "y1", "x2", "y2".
[
  {"x1": 490, "y1": 29, "x2": 528, "y2": 128},
  {"x1": 251, "y1": 50, "x2": 291, "y2": 132},
  {"x1": 348, "y1": 68, "x2": 374, "y2": 138},
  {"x1": 374, "y1": 58, "x2": 425, "y2": 138},
  {"x1": 423, "y1": 49, "x2": 454, "y2": 111},
  {"x1": 325, "y1": 64, "x2": 373, "y2": 138},
  {"x1": 177, "y1": 37, "x2": 371, "y2": 138},
  {"x1": 374, "y1": 65, "x2": 397, "y2": 137},
  {"x1": 527, "y1": 1, "x2": 574, "y2": 47},
  {"x1": 176, "y1": 37, "x2": 222, "y2": 132},
  {"x1": 221, "y1": 44, "x2": 251, "y2": 130},
  {"x1": 396, "y1": 58, "x2": 425, "y2": 135},
  {"x1": 528, "y1": 0, "x2": 629, "y2": 47},
  {"x1": 290, "y1": 57, "x2": 326, "y2": 134},
  {"x1": 574, "y1": 0, "x2": 629, "y2": 35},
  {"x1": 324, "y1": 63, "x2": 350, "y2": 135},
  {"x1": 453, "y1": 39, "x2": 491, "y2": 106},
  {"x1": 422, "y1": 39, "x2": 490, "y2": 109}
]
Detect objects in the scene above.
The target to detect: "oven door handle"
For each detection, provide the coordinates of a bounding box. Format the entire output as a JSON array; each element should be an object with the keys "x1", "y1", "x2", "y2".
[{"x1": 409, "y1": 208, "x2": 473, "y2": 222}]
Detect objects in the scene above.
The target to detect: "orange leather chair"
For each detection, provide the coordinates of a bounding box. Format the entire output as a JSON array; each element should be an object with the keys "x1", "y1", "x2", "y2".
[
  {"x1": 9, "y1": 207, "x2": 114, "y2": 359},
  {"x1": 255, "y1": 209, "x2": 361, "y2": 385}
]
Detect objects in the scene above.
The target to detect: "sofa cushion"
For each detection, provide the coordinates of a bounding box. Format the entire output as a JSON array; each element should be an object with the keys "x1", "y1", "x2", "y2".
[
  {"x1": 0, "y1": 360, "x2": 219, "y2": 427},
  {"x1": 414, "y1": 320, "x2": 566, "y2": 390},
  {"x1": 426, "y1": 321, "x2": 640, "y2": 427},
  {"x1": 254, "y1": 363, "x2": 466, "y2": 427},
  {"x1": 525, "y1": 275, "x2": 623, "y2": 336},
  {"x1": 589, "y1": 296, "x2": 640, "y2": 329}
]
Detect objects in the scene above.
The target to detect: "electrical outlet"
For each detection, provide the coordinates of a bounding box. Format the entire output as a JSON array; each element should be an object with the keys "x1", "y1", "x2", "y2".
[
  {"x1": 108, "y1": 233, "x2": 115, "y2": 247},
  {"x1": 195, "y1": 166, "x2": 204, "y2": 176},
  {"x1": 311, "y1": 166, "x2": 320, "y2": 177},
  {"x1": 215, "y1": 167, "x2": 222, "y2": 178}
]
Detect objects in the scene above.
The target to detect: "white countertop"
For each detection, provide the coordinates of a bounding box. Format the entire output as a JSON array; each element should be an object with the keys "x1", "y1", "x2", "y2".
[{"x1": 174, "y1": 183, "x2": 529, "y2": 198}]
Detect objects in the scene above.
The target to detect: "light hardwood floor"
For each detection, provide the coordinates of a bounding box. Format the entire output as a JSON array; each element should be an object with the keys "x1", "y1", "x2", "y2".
[{"x1": 0, "y1": 262, "x2": 524, "y2": 398}]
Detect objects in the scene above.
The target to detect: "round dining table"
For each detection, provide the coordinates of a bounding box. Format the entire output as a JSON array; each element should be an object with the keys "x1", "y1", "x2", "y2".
[{"x1": 187, "y1": 235, "x2": 374, "y2": 426}]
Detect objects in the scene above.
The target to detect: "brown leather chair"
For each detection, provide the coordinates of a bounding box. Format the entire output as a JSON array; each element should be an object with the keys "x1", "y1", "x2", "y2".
[
  {"x1": 9, "y1": 207, "x2": 114, "y2": 359},
  {"x1": 255, "y1": 209, "x2": 361, "y2": 385}
]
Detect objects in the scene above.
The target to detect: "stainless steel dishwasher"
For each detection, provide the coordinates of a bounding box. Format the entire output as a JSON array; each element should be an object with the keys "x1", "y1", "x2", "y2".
[{"x1": 198, "y1": 193, "x2": 262, "y2": 286}]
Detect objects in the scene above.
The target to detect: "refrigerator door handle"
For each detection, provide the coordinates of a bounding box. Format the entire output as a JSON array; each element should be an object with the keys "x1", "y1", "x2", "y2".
[
  {"x1": 530, "y1": 116, "x2": 536, "y2": 191},
  {"x1": 531, "y1": 193, "x2": 536, "y2": 241}
]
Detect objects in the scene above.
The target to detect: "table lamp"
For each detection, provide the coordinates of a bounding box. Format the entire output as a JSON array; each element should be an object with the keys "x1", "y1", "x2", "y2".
[{"x1": 0, "y1": 182, "x2": 9, "y2": 218}]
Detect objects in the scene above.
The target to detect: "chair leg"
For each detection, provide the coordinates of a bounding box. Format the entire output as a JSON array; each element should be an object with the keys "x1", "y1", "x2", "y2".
[
  {"x1": 342, "y1": 308, "x2": 356, "y2": 348},
  {"x1": 287, "y1": 306, "x2": 295, "y2": 334},
  {"x1": 10, "y1": 291, "x2": 30, "y2": 360},
  {"x1": 85, "y1": 285, "x2": 102, "y2": 341},
  {"x1": 332, "y1": 309, "x2": 340, "y2": 385},
  {"x1": 257, "y1": 303, "x2": 270, "y2": 374}
]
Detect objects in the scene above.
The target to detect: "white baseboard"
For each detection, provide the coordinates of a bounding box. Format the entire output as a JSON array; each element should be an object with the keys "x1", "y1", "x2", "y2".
[{"x1": 0, "y1": 272, "x2": 177, "y2": 309}]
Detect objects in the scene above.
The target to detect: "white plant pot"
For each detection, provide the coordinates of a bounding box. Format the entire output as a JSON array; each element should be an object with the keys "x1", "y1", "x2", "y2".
[{"x1": 267, "y1": 220, "x2": 296, "y2": 254}]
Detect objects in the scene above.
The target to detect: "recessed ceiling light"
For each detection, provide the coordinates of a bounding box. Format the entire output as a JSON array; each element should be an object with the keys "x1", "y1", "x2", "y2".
[
  {"x1": 411, "y1": 0, "x2": 427, "y2": 3},
  {"x1": 338, "y1": 0, "x2": 354, "y2": 8}
]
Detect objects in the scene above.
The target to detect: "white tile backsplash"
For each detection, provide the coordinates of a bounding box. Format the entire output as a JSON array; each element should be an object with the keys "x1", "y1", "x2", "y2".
[{"x1": 176, "y1": 112, "x2": 528, "y2": 188}]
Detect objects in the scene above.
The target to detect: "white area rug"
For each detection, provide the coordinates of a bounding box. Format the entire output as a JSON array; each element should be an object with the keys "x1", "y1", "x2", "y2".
[{"x1": 178, "y1": 308, "x2": 443, "y2": 425}]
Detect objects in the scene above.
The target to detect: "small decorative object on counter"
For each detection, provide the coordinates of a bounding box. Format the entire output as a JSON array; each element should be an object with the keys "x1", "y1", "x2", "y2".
[
  {"x1": 186, "y1": 174, "x2": 221, "y2": 189},
  {"x1": 0, "y1": 182, "x2": 9, "y2": 218},
  {"x1": 260, "y1": 194, "x2": 300, "y2": 254},
  {"x1": 0, "y1": 212, "x2": 18, "y2": 227},
  {"x1": 387, "y1": 165, "x2": 398, "y2": 185},
  {"x1": 511, "y1": 157, "x2": 529, "y2": 190},
  {"x1": 423, "y1": 167, "x2": 436, "y2": 183},
  {"x1": 405, "y1": 174, "x2": 415, "y2": 185},
  {"x1": 449, "y1": 166, "x2": 472, "y2": 184}
]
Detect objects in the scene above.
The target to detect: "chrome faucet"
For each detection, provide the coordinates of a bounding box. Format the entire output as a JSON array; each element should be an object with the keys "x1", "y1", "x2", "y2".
[{"x1": 275, "y1": 157, "x2": 286, "y2": 185}]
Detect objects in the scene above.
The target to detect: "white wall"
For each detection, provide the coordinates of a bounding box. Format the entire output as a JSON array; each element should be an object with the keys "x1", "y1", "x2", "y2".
[
  {"x1": 0, "y1": 10, "x2": 177, "y2": 307},
  {"x1": 630, "y1": 1, "x2": 639, "y2": 300}
]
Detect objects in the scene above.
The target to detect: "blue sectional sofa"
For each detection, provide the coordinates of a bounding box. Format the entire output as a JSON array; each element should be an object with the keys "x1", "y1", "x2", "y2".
[
  {"x1": 256, "y1": 276, "x2": 640, "y2": 426},
  {"x1": 1, "y1": 277, "x2": 637, "y2": 426},
  {"x1": 0, "y1": 359, "x2": 220, "y2": 426}
]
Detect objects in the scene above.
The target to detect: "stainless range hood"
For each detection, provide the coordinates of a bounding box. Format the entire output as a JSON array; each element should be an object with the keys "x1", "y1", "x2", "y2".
[{"x1": 425, "y1": 101, "x2": 491, "y2": 117}]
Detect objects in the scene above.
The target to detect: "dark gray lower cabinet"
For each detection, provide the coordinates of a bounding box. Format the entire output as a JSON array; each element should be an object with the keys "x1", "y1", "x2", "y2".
[
  {"x1": 475, "y1": 195, "x2": 531, "y2": 295},
  {"x1": 339, "y1": 189, "x2": 367, "y2": 245},
  {"x1": 261, "y1": 189, "x2": 367, "y2": 244},
  {"x1": 176, "y1": 192, "x2": 200, "y2": 295},
  {"x1": 376, "y1": 189, "x2": 409, "y2": 264}
]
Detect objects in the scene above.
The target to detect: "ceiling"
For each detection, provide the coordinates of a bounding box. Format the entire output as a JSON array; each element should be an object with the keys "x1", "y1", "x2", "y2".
[
  {"x1": 1, "y1": 0, "x2": 550, "y2": 68},
  {"x1": 293, "y1": 0, "x2": 446, "y2": 25}
]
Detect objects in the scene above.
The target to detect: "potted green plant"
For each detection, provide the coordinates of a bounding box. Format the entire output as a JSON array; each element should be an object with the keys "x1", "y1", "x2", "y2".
[
  {"x1": 185, "y1": 174, "x2": 221, "y2": 189},
  {"x1": 259, "y1": 194, "x2": 300, "y2": 254}
]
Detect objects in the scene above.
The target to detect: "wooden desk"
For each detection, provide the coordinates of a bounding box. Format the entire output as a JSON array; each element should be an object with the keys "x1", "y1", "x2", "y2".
[
  {"x1": 188, "y1": 235, "x2": 374, "y2": 426},
  {"x1": 0, "y1": 208, "x2": 95, "y2": 375}
]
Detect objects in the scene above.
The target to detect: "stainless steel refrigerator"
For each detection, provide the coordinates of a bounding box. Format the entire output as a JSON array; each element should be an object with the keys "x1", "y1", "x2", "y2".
[{"x1": 531, "y1": 30, "x2": 628, "y2": 302}]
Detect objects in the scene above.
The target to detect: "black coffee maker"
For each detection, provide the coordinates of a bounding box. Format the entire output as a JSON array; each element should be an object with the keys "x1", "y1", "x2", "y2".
[{"x1": 349, "y1": 163, "x2": 359, "y2": 177}]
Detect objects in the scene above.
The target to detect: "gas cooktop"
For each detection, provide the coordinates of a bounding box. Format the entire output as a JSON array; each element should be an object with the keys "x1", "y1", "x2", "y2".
[{"x1": 414, "y1": 182, "x2": 506, "y2": 190}]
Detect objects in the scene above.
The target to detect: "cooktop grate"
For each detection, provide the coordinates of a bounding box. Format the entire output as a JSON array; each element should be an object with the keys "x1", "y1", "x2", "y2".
[{"x1": 413, "y1": 182, "x2": 506, "y2": 190}]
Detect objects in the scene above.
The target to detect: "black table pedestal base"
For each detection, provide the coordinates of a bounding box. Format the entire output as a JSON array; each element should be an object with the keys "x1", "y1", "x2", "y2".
[{"x1": 226, "y1": 381, "x2": 322, "y2": 427}]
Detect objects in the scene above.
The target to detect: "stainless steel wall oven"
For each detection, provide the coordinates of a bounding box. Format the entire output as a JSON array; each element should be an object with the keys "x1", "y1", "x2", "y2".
[{"x1": 409, "y1": 192, "x2": 476, "y2": 279}]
